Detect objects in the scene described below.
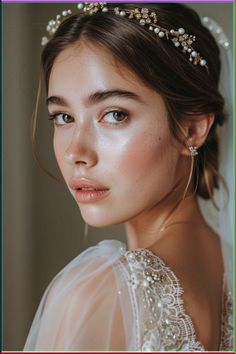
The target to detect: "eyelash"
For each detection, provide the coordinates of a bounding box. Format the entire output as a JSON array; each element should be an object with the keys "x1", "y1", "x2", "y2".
[
  {"x1": 48, "y1": 112, "x2": 73, "y2": 126},
  {"x1": 48, "y1": 109, "x2": 129, "y2": 126}
]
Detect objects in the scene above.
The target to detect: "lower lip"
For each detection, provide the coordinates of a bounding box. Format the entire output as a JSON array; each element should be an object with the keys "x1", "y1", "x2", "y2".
[{"x1": 75, "y1": 189, "x2": 109, "y2": 203}]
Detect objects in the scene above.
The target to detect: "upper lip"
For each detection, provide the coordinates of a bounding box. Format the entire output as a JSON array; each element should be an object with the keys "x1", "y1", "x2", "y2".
[{"x1": 69, "y1": 177, "x2": 109, "y2": 191}]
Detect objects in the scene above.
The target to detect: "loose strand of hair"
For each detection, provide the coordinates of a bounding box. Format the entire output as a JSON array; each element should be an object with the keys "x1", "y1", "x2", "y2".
[{"x1": 31, "y1": 76, "x2": 62, "y2": 184}]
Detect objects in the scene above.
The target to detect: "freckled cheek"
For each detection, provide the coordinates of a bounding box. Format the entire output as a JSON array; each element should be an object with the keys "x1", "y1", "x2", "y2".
[{"x1": 110, "y1": 133, "x2": 168, "y2": 181}]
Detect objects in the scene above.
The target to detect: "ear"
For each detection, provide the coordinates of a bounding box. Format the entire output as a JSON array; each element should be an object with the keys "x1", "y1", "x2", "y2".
[{"x1": 180, "y1": 113, "x2": 215, "y2": 156}]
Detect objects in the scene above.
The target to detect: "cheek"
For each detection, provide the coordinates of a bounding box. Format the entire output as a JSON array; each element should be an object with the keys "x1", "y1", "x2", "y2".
[
  {"x1": 53, "y1": 132, "x2": 68, "y2": 176},
  {"x1": 113, "y1": 130, "x2": 174, "y2": 183}
]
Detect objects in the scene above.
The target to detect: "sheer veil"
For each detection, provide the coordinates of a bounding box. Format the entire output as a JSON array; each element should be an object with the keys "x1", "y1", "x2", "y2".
[{"x1": 199, "y1": 17, "x2": 233, "y2": 293}]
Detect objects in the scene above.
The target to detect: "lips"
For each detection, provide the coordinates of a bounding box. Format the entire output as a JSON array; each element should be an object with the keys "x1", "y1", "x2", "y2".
[
  {"x1": 69, "y1": 177, "x2": 109, "y2": 191},
  {"x1": 69, "y1": 178, "x2": 109, "y2": 203}
]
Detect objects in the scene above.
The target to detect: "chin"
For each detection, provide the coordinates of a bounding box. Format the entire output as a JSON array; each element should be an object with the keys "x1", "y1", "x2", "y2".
[
  {"x1": 79, "y1": 208, "x2": 121, "y2": 228},
  {"x1": 82, "y1": 216, "x2": 118, "y2": 228}
]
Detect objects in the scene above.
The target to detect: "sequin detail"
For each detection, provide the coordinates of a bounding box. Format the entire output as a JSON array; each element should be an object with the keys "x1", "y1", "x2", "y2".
[{"x1": 117, "y1": 248, "x2": 233, "y2": 351}]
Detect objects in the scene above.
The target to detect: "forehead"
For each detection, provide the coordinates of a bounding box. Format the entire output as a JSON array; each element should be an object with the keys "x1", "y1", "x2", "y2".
[{"x1": 49, "y1": 42, "x2": 154, "y2": 98}]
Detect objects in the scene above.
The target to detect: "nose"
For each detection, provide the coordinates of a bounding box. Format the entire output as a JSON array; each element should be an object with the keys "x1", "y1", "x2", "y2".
[{"x1": 64, "y1": 125, "x2": 98, "y2": 167}]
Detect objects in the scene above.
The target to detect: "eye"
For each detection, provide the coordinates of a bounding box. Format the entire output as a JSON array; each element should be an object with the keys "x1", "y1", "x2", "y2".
[
  {"x1": 101, "y1": 110, "x2": 129, "y2": 124},
  {"x1": 48, "y1": 113, "x2": 74, "y2": 126}
]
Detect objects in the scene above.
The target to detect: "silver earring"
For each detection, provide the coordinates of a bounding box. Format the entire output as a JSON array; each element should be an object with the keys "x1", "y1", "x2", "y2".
[{"x1": 189, "y1": 145, "x2": 198, "y2": 156}]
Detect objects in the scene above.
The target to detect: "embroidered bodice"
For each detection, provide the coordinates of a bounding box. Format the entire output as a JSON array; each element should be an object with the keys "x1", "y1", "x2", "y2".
[{"x1": 24, "y1": 239, "x2": 233, "y2": 351}]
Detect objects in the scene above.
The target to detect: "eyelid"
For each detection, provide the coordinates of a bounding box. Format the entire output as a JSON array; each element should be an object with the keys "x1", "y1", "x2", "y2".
[
  {"x1": 100, "y1": 108, "x2": 129, "y2": 125},
  {"x1": 48, "y1": 111, "x2": 74, "y2": 126},
  {"x1": 48, "y1": 107, "x2": 130, "y2": 126}
]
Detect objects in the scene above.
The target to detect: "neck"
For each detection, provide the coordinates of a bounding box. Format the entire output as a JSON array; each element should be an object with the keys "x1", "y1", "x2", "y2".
[{"x1": 125, "y1": 192, "x2": 205, "y2": 251}]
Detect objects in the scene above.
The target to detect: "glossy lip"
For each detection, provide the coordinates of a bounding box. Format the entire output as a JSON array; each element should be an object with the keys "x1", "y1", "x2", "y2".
[
  {"x1": 69, "y1": 177, "x2": 109, "y2": 190},
  {"x1": 75, "y1": 189, "x2": 109, "y2": 203},
  {"x1": 69, "y1": 177, "x2": 110, "y2": 203}
]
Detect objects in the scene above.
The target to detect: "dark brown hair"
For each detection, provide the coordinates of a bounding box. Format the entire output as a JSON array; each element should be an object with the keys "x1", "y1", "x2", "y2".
[{"x1": 39, "y1": 2, "x2": 226, "y2": 200}]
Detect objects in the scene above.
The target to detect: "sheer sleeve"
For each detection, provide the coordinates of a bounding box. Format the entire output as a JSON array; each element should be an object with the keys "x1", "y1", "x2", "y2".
[
  {"x1": 23, "y1": 240, "x2": 134, "y2": 351},
  {"x1": 24, "y1": 239, "x2": 232, "y2": 351}
]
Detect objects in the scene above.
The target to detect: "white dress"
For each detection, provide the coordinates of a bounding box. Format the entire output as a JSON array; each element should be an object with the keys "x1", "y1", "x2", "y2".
[{"x1": 24, "y1": 239, "x2": 233, "y2": 351}]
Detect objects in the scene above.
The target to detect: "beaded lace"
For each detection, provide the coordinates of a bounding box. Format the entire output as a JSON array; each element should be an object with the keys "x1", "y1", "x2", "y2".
[
  {"x1": 23, "y1": 240, "x2": 233, "y2": 351},
  {"x1": 116, "y1": 247, "x2": 233, "y2": 351}
]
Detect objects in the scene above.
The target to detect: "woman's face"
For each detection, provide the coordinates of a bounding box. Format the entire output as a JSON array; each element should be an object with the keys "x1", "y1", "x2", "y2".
[{"x1": 48, "y1": 42, "x2": 183, "y2": 227}]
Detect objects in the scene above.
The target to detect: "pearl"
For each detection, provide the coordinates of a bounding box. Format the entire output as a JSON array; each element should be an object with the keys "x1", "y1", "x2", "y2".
[
  {"x1": 143, "y1": 280, "x2": 149, "y2": 287},
  {"x1": 119, "y1": 11, "x2": 126, "y2": 16},
  {"x1": 224, "y1": 41, "x2": 229, "y2": 48},
  {"x1": 102, "y1": 7, "x2": 108, "y2": 12},
  {"x1": 128, "y1": 253, "x2": 135, "y2": 259},
  {"x1": 174, "y1": 41, "x2": 180, "y2": 47},
  {"x1": 154, "y1": 27, "x2": 160, "y2": 34},
  {"x1": 149, "y1": 26, "x2": 153, "y2": 31},
  {"x1": 202, "y1": 16, "x2": 209, "y2": 24},
  {"x1": 158, "y1": 31, "x2": 165, "y2": 38},
  {"x1": 178, "y1": 28, "x2": 185, "y2": 34},
  {"x1": 170, "y1": 29, "x2": 175, "y2": 34},
  {"x1": 62, "y1": 10, "x2": 67, "y2": 16},
  {"x1": 77, "y1": 3, "x2": 84, "y2": 9},
  {"x1": 191, "y1": 51, "x2": 198, "y2": 58},
  {"x1": 200, "y1": 59, "x2": 207, "y2": 66},
  {"x1": 41, "y1": 37, "x2": 48, "y2": 46},
  {"x1": 187, "y1": 48, "x2": 192, "y2": 53},
  {"x1": 68, "y1": 9, "x2": 72, "y2": 15}
]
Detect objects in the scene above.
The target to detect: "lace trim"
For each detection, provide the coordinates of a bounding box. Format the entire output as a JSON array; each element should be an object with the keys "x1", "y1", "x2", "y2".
[
  {"x1": 117, "y1": 247, "x2": 233, "y2": 351},
  {"x1": 120, "y1": 249, "x2": 204, "y2": 351},
  {"x1": 117, "y1": 248, "x2": 204, "y2": 351}
]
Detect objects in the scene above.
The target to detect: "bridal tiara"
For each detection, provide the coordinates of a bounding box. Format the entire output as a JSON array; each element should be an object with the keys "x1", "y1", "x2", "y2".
[{"x1": 42, "y1": 2, "x2": 209, "y2": 70}]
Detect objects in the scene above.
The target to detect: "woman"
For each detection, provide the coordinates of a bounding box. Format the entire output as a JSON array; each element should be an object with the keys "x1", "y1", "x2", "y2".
[{"x1": 24, "y1": 2, "x2": 233, "y2": 351}]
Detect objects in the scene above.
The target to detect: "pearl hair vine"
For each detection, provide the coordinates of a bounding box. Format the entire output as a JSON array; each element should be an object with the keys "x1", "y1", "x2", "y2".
[{"x1": 42, "y1": 2, "x2": 210, "y2": 70}]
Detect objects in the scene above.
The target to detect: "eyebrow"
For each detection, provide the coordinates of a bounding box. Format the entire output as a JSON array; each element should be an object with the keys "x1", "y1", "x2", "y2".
[{"x1": 46, "y1": 89, "x2": 145, "y2": 107}]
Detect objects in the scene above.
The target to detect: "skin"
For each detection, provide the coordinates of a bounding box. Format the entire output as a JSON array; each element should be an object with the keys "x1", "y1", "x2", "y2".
[
  {"x1": 47, "y1": 42, "x2": 224, "y2": 350},
  {"x1": 48, "y1": 42, "x2": 193, "y2": 244}
]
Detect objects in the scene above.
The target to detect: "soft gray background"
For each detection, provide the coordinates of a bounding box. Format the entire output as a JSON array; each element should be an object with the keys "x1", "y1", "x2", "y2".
[{"x1": 3, "y1": 2, "x2": 232, "y2": 350}]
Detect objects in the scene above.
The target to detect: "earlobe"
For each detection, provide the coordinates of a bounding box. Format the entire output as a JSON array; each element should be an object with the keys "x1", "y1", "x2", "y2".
[{"x1": 180, "y1": 113, "x2": 215, "y2": 157}]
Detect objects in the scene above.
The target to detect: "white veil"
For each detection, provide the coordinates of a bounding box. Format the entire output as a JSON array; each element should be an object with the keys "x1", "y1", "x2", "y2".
[{"x1": 199, "y1": 17, "x2": 233, "y2": 293}]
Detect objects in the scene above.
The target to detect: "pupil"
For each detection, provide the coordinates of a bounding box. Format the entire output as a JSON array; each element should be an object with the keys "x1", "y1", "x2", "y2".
[{"x1": 114, "y1": 112, "x2": 124, "y2": 121}]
